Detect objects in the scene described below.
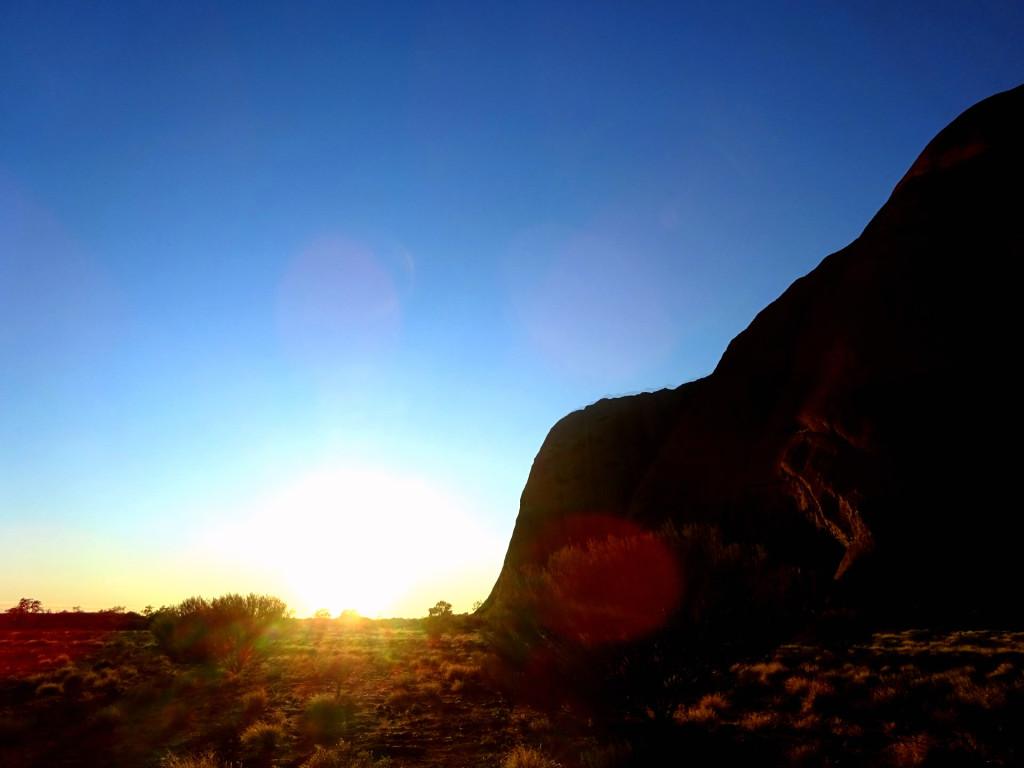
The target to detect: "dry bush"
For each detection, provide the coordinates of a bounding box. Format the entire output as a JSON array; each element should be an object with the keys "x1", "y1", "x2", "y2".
[
  {"x1": 240, "y1": 687, "x2": 269, "y2": 722},
  {"x1": 930, "y1": 668, "x2": 1007, "y2": 709},
  {"x1": 700, "y1": 691, "x2": 730, "y2": 710},
  {"x1": 61, "y1": 670, "x2": 86, "y2": 697},
  {"x1": 161, "y1": 751, "x2": 225, "y2": 768},
  {"x1": 91, "y1": 703, "x2": 126, "y2": 730},
  {"x1": 799, "y1": 678, "x2": 835, "y2": 713},
  {"x1": 828, "y1": 717, "x2": 864, "y2": 738},
  {"x1": 0, "y1": 711, "x2": 30, "y2": 741},
  {"x1": 885, "y1": 733, "x2": 935, "y2": 767},
  {"x1": 739, "y1": 711, "x2": 778, "y2": 731},
  {"x1": 792, "y1": 713, "x2": 822, "y2": 730},
  {"x1": 838, "y1": 662, "x2": 875, "y2": 686},
  {"x1": 440, "y1": 661, "x2": 482, "y2": 682},
  {"x1": 784, "y1": 675, "x2": 811, "y2": 696},
  {"x1": 240, "y1": 720, "x2": 287, "y2": 759},
  {"x1": 299, "y1": 739, "x2": 390, "y2": 768},
  {"x1": 501, "y1": 744, "x2": 562, "y2": 768},
  {"x1": 303, "y1": 693, "x2": 356, "y2": 742},
  {"x1": 788, "y1": 742, "x2": 822, "y2": 767},
  {"x1": 316, "y1": 652, "x2": 359, "y2": 696},
  {"x1": 870, "y1": 682, "x2": 905, "y2": 706},
  {"x1": 151, "y1": 593, "x2": 290, "y2": 667},
  {"x1": 418, "y1": 679, "x2": 444, "y2": 698},
  {"x1": 676, "y1": 692, "x2": 730, "y2": 723},
  {"x1": 510, "y1": 707, "x2": 553, "y2": 736},
  {"x1": 578, "y1": 741, "x2": 632, "y2": 768},
  {"x1": 383, "y1": 687, "x2": 416, "y2": 712},
  {"x1": 34, "y1": 680, "x2": 62, "y2": 697},
  {"x1": 736, "y1": 659, "x2": 787, "y2": 684},
  {"x1": 986, "y1": 662, "x2": 1016, "y2": 679},
  {"x1": 676, "y1": 702, "x2": 717, "y2": 723}
]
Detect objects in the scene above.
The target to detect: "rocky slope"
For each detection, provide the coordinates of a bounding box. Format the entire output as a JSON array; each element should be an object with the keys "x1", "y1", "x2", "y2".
[{"x1": 486, "y1": 84, "x2": 1024, "y2": 621}]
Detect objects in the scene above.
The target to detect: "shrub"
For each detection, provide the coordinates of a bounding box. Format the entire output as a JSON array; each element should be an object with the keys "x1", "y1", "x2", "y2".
[
  {"x1": 886, "y1": 733, "x2": 935, "y2": 767},
  {"x1": 677, "y1": 692, "x2": 730, "y2": 723},
  {"x1": 739, "y1": 711, "x2": 778, "y2": 731},
  {"x1": 316, "y1": 652, "x2": 357, "y2": 697},
  {"x1": 240, "y1": 688, "x2": 270, "y2": 722},
  {"x1": 303, "y1": 693, "x2": 356, "y2": 743},
  {"x1": 92, "y1": 703, "x2": 126, "y2": 730},
  {"x1": 737, "y1": 659, "x2": 787, "y2": 684},
  {"x1": 440, "y1": 661, "x2": 482, "y2": 682},
  {"x1": 151, "y1": 593, "x2": 291, "y2": 666},
  {"x1": 35, "y1": 681, "x2": 62, "y2": 697},
  {"x1": 579, "y1": 742, "x2": 632, "y2": 768},
  {"x1": 62, "y1": 671, "x2": 86, "y2": 697},
  {"x1": 240, "y1": 720, "x2": 287, "y2": 760}
]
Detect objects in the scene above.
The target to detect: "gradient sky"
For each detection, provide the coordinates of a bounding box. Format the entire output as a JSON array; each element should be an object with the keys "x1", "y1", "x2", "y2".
[{"x1": 2, "y1": 1, "x2": 1021, "y2": 618}]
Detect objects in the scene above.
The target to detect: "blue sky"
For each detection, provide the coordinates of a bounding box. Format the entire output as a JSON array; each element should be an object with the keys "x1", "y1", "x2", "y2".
[{"x1": 2, "y1": 1, "x2": 1021, "y2": 617}]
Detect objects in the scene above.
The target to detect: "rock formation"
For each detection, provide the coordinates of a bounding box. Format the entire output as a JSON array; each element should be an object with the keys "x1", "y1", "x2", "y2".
[{"x1": 486, "y1": 84, "x2": 1024, "y2": 622}]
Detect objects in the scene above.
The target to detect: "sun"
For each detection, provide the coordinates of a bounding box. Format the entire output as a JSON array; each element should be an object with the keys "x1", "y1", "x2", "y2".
[{"x1": 205, "y1": 465, "x2": 498, "y2": 618}]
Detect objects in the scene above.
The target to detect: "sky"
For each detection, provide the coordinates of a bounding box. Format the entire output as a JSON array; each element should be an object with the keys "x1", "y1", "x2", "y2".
[{"x1": 2, "y1": 1, "x2": 1021, "y2": 618}]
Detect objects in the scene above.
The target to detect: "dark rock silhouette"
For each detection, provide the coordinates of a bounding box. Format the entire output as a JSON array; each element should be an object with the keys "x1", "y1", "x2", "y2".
[{"x1": 487, "y1": 84, "x2": 1024, "y2": 623}]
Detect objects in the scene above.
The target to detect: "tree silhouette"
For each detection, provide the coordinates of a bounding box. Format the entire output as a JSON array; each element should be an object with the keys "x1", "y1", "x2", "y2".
[
  {"x1": 428, "y1": 600, "x2": 453, "y2": 618},
  {"x1": 6, "y1": 598, "x2": 43, "y2": 615}
]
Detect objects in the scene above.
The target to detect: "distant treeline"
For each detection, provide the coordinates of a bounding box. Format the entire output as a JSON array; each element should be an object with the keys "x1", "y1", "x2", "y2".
[{"x1": 0, "y1": 610, "x2": 148, "y2": 631}]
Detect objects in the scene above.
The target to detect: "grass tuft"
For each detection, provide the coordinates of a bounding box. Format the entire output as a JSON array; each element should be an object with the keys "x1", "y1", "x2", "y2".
[{"x1": 501, "y1": 744, "x2": 562, "y2": 768}]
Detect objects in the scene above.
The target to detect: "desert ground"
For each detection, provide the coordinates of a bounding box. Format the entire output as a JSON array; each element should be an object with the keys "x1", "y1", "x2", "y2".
[{"x1": 1, "y1": 600, "x2": 1022, "y2": 768}]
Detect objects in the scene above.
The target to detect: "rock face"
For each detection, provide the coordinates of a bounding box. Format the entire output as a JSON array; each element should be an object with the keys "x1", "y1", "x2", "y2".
[{"x1": 487, "y1": 84, "x2": 1024, "y2": 620}]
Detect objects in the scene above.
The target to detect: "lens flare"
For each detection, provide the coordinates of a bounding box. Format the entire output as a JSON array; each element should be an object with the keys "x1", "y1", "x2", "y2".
[{"x1": 533, "y1": 514, "x2": 681, "y2": 644}]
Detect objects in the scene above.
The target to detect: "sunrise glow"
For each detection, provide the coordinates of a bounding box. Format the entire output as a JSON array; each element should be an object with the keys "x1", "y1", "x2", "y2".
[{"x1": 204, "y1": 466, "x2": 503, "y2": 618}]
